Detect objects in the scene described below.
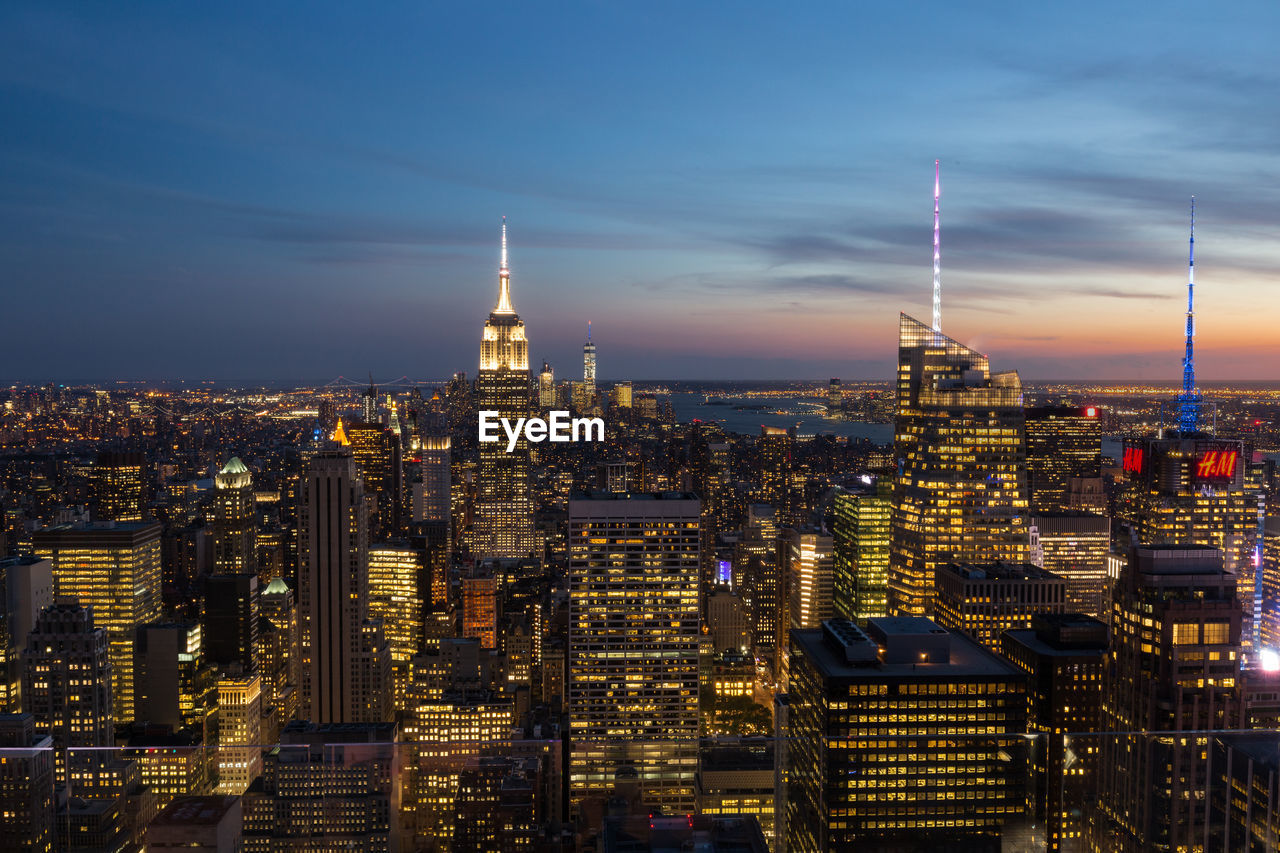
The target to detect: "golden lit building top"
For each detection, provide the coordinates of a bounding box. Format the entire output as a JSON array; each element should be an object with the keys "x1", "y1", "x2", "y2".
[{"x1": 480, "y1": 218, "x2": 529, "y2": 372}]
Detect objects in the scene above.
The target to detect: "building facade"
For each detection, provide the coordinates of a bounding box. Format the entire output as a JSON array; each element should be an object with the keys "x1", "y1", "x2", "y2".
[
  {"x1": 298, "y1": 450, "x2": 391, "y2": 724},
  {"x1": 474, "y1": 220, "x2": 536, "y2": 559},
  {"x1": 832, "y1": 481, "x2": 891, "y2": 622},
  {"x1": 568, "y1": 492, "x2": 701, "y2": 813},
  {"x1": 787, "y1": 617, "x2": 1029, "y2": 851},
  {"x1": 890, "y1": 314, "x2": 1029, "y2": 617},
  {"x1": 33, "y1": 520, "x2": 162, "y2": 721}
]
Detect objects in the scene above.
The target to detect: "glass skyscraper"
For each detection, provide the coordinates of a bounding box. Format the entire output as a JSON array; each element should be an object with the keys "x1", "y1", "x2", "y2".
[{"x1": 890, "y1": 314, "x2": 1029, "y2": 616}]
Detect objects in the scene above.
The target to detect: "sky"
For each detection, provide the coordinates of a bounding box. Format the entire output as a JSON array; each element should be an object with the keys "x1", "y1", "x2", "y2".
[{"x1": 2, "y1": 3, "x2": 1278, "y2": 383}]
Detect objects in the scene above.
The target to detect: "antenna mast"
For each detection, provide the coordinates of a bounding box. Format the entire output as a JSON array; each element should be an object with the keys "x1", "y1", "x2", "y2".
[
  {"x1": 932, "y1": 160, "x2": 942, "y2": 343},
  {"x1": 1176, "y1": 197, "x2": 1201, "y2": 434}
]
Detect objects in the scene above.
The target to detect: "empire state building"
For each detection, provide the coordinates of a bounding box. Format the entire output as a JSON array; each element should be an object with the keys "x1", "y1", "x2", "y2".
[{"x1": 474, "y1": 219, "x2": 537, "y2": 559}]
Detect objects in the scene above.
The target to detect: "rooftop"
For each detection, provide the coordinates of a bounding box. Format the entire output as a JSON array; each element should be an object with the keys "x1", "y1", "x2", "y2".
[
  {"x1": 794, "y1": 618, "x2": 1023, "y2": 680},
  {"x1": 151, "y1": 796, "x2": 240, "y2": 827},
  {"x1": 570, "y1": 490, "x2": 699, "y2": 502},
  {"x1": 940, "y1": 561, "x2": 1063, "y2": 582}
]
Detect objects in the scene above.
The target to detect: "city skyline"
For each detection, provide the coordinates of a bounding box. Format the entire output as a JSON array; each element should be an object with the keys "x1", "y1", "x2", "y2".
[{"x1": 3, "y1": 4, "x2": 1280, "y2": 382}]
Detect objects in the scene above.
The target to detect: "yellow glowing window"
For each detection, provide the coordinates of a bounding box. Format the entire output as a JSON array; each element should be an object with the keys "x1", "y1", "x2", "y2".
[{"x1": 1204, "y1": 622, "x2": 1230, "y2": 645}]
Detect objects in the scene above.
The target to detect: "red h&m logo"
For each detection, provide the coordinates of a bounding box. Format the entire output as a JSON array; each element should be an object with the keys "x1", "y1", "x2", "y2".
[
  {"x1": 1195, "y1": 450, "x2": 1238, "y2": 480},
  {"x1": 1122, "y1": 446, "x2": 1144, "y2": 474}
]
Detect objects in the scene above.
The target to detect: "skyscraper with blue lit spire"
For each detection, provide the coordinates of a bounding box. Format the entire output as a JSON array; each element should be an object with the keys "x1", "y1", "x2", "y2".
[
  {"x1": 1174, "y1": 197, "x2": 1202, "y2": 435},
  {"x1": 1116, "y1": 200, "x2": 1266, "y2": 652}
]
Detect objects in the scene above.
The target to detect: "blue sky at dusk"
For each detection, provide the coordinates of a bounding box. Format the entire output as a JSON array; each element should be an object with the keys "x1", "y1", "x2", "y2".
[{"x1": 2, "y1": 3, "x2": 1278, "y2": 383}]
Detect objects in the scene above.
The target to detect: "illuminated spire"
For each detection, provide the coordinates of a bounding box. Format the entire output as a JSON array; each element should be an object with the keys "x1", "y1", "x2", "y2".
[
  {"x1": 494, "y1": 216, "x2": 514, "y2": 314},
  {"x1": 333, "y1": 417, "x2": 350, "y2": 447},
  {"x1": 1175, "y1": 196, "x2": 1202, "y2": 433},
  {"x1": 587, "y1": 320, "x2": 591, "y2": 342},
  {"x1": 932, "y1": 159, "x2": 942, "y2": 341}
]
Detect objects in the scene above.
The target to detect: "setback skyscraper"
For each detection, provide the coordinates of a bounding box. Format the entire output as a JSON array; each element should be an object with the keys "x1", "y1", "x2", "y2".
[
  {"x1": 298, "y1": 450, "x2": 391, "y2": 724},
  {"x1": 22, "y1": 603, "x2": 114, "y2": 782},
  {"x1": 211, "y1": 457, "x2": 255, "y2": 575},
  {"x1": 474, "y1": 219, "x2": 536, "y2": 559}
]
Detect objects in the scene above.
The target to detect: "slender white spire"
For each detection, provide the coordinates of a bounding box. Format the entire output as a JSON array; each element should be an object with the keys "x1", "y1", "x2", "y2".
[
  {"x1": 932, "y1": 159, "x2": 942, "y2": 340},
  {"x1": 494, "y1": 216, "x2": 514, "y2": 314},
  {"x1": 501, "y1": 215, "x2": 509, "y2": 273}
]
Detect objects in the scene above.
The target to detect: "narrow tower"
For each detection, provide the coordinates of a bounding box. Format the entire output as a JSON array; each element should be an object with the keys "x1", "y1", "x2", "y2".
[
  {"x1": 932, "y1": 159, "x2": 942, "y2": 341},
  {"x1": 1175, "y1": 197, "x2": 1201, "y2": 434},
  {"x1": 583, "y1": 321, "x2": 596, "y2": 394}
]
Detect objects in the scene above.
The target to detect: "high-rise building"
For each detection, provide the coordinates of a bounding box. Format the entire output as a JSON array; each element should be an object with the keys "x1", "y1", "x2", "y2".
[
  {"x1": 1031, "y1": 512, "x2": 1110, "y2": 618},
  {"x1": 583, "y1": 322, "x2": 596, "y2": 394},
  {"x1": 612, "y1": 382, "x2": 632, "y2": 410},
  {"x1": 201, "y1": 573, "x2": 259, "y2": 674},
  {"x1": 368, "y1": 542, "x2": 424, "y2": 703},
  {"x1": 890, "y1": 314, "x2": 1029, "y2": 617},
  {"x1": 451, "y1": 756, "x2": 541, "y2": 853},
  {"x1": 0, "y1": 555, "x2": 53, "y2": 712},
  {"x1": 832, "y1": 480, "x2": 891, "y2": 622},
  {"x1": 93, "y1": 451, "x2": 147, "y2": 522},
  {"x1": 934, "y1": 561, "x2": 1067, "y2": 652},
  {"x1": 689, "y1": 422, "x2": 732, "y2": 585},
  {"x1": 462, "y1": 567, "x2": 498, "y2": 650},
  {"x1": 22, "y1": 603, "x2": 113, "y2": 783},
  {"x1": 758, "y1": 428, "x2": 795, "y2": 527},
  {"x1": 412, "y1": 522, "x2": 451, "y2": 613},
  {"x1": 240, "y1": 721, "x2": 399, "y2": 852},
  {"x1": 361, "y1": 380, "x2": 380, "y2": 425},
  {"x1": 786, "y1": 617, "x2": 1029, "y2": 851},
  {"x1": 706, "y1": 589, "x2": 750, "y2": 653},
  {"x1": 211, "y1": 457, "x2": 255, "y2": 575},
  {"x1": 33, "y1": 521, "x2": 162, "y2": 721},
  {"x1": 298, "y1": 450, "x2": 391, "y2": 724},
  {"x1": 474, "y1": 220, "x2": 536, "y2": 559},
  {"x1": 1025, "y1": 406, "x2": 1103, "y2": 513},
  {"x1": 785, "y1": 528, "x2": 833, "y2": 632},
  {"x1": 1263, "y1": 516, "x2": 1280, "y2": 649},
  {"x1": 346, "y1": 422, "x2": 403, "y2": 540},
  {"x1": 1117, "y1": 435, "x2": 1265, "y2": 650},
  {"x1": 258, "y1": 577, "x2": 299, "y2": 733},
  {"x1": 826, "y1": 378, "x2": 842, "y2": 419},
  {"x1": 415, "y1": 436, "x2": 451, "y2": 534},
  {"x1": 215, "y1": 675, "x2": 262, "y2": 795},
  {"x1": 1097, "y1": 545, "x2": 1241, "y2": 851},
  {"x1": 538, "y1": 361, "x2": 556, "y2": 409},
  {"x1": 568, "y1": 491, "x2": 700, "y2": 813},
  {"x1": 134, "y1": 622, "x2": 216, "y2": 739},
  {"x1": 0, "y1": 713, "x2": 55, "y2": 853},
  {"x1": 1000, "y1": 613, "x2": 1106, "y2": 852},
  {"x1": 740, "y1": 506, "x2": 782, "y2": 669}
]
